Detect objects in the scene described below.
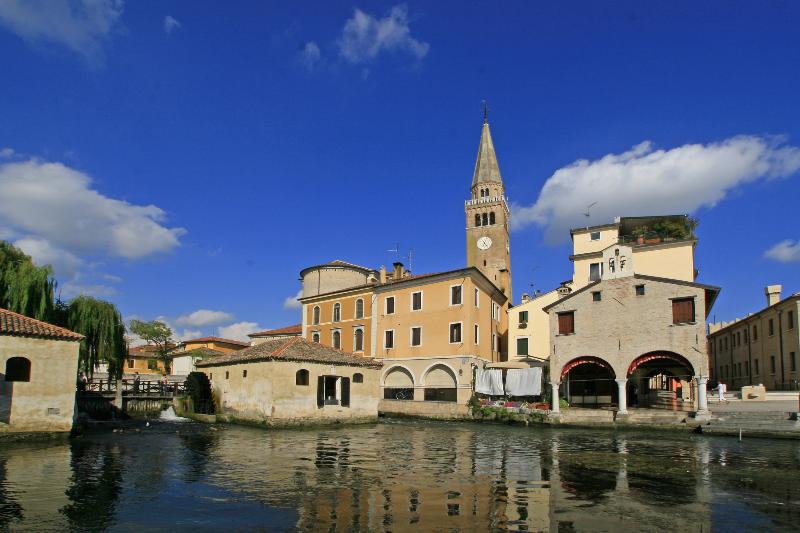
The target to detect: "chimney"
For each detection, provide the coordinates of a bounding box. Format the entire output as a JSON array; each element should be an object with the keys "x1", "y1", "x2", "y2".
[
  {"x1": 379, "y1": 266, "x2": 387, "y2": 284},
  {"x1": 521, "y1": 293, "x2": 530, "y2": 303},
  {"x1": 392, "y1": 262, "x2": 404, "y2": 280},
  {"x1": 765, "y1": 285, "x2": 782, "y2": 307}
]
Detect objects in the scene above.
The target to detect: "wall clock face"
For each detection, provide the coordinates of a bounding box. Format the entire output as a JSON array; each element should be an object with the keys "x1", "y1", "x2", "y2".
[{"x1": 477, "y1": 236, "x2": 493, "y2": 250}]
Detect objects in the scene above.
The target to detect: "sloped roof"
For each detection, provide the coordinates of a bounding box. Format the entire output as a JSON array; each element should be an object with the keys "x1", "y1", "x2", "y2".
[
  {"x1": 472, "y1": 121, "x2": 503, "y2": 186},
  {"x1": 0, "y1": 308, "x2": 83, "y2": 341},
  {"x1": 196, "y1": 337, "x2": 381, "y2": 369},
  {"x1": 248, "y1": 324, "x2": 302, "y2": 337},
  {"x1": 177, "y1": 347, "x2": 225, "y2": 359},
  {"x1": 182, "y1": 336, "x2": 250, "y2": 347}
]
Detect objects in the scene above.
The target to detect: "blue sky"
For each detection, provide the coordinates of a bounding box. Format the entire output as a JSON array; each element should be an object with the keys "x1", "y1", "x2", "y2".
[{"x1": 1, "y1": 1, "x2": 798, "y2": 340}]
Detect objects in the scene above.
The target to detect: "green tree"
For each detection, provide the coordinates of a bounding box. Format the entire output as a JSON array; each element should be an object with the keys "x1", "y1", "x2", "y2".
[
  {"x1": 67, "y1": 296, "x2": 127, "y2": 379},
  {"x1": 129, "y1": 320, "x2": 175, "y2": 374},
  {"x1": 0, "y1": 241, "x2": 56, "y2": 321}
]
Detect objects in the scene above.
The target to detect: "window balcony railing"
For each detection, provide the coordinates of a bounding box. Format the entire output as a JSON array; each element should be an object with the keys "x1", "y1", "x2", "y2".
[
  {"x1": 465, "y1": 195, "x2": 506, "y2": 207},
  {"x1": 618, "y1": 230, "x2": 694, "y2": 246}
]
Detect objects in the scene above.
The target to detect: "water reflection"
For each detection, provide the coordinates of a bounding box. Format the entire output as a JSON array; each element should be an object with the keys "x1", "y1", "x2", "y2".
[{"x1": 0, "y1": 420, "x2": 798, "y2": 531}]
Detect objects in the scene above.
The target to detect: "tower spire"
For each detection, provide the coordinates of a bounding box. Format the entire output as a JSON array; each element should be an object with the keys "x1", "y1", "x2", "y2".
[{"x1": 471, "y1": 114, "x2": 503, "y2": 187}]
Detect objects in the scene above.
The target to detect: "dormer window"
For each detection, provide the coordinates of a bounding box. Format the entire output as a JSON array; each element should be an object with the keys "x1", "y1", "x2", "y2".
[{"x1": 590, "y1": 231, "x2": 601, "y2": 241}]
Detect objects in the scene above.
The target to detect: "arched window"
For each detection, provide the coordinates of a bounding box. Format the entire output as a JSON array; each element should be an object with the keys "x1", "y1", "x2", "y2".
[
  {"x1": 332, "y1": 303, "x2": 341, "y2": 323},
  {"x1": 480, "y1": 189, "x2": 485, "y2": 198},
  {"x1": 312, "y1": 331, "x2": 320, "y2": 343},
  {"x1": 354, "y1": 329, "x2": 364, "y2": 352},
  {"x1": 353, "y1": 373, "x2": 364, "y2": 383},
  {"x1": 355, "y1": 298, "x2": 364, "y2": 319},
  {"x1": 5, "y1": 357, "x2": 31, "y2": 382},
  {"x1": 475, "y1": 214, "x2": 481, "y2": 227},
  {"x1": 332, "y1": 330, "x2": 341, "y2": 349},
  {"x1": 482, "y1": 213, "x2": 488, "y2": 226},
  {"x1": 312, "y1": 306, "x2": 320, "y2": 325},
  {"x1": 489, "y1": 212, "x2": 495, "y2": 225},
  {"x1": 296, "y1": 369, "x2": 309, "y2": 386}
]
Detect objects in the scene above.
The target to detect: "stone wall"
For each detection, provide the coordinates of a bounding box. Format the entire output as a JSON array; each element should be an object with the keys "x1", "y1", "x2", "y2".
[{"x1": 0, "y1": 336, "x2": 80, "y2": 433}]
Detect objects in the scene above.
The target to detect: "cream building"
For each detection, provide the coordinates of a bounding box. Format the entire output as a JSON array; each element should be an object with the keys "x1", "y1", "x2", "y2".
[
  {"x1": 708, "y1": 285, "x2": 799, "y2": 390},
  {"x1": 196, "y1": 337, "x2": 382, "y2": 425},
  {"x1": 170, "y1": 336, "x2": 249, "y2": 376},
  {"x1": 247, "y1": 323, "x2": 301, "y2": 345},
  {"x1": 0, "y1": 308, "x2": 82, "y2": 434}
]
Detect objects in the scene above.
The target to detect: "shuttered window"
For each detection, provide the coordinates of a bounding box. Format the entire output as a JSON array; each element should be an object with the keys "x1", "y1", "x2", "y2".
[
  {"x1": 672, "y1": 298, "x2": 695, "y2": 324},
  {"x1": 558, "y1": 312, "x2": 574, "y2": 335}
]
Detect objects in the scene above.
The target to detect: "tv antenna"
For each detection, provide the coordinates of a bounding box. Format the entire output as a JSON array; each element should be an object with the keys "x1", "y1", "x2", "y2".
[
  {"x1": 584, "y1": 201, "x2": 598, "y2": 218},
  {"x1": 406, "y1": 248, "x2": 414, "y2": 272},
  {"x1": 387, "y1": 243, "x2": 401, "y2": 262}
]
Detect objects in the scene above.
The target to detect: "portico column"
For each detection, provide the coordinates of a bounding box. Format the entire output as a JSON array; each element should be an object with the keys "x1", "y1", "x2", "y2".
[
  {"x1": 616, "y1": 379, "x2": 628, "y2": 414},
  {"x1": 550, "y1": 381, "x2": 561, "y2": 413},
  {"x1": 696, "y1": 376, "x2": 709, "y2": 412}
]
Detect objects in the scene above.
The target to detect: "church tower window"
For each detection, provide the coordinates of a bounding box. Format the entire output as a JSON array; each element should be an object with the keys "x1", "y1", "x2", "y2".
[{"x1": 489, "y1": 212, "x2": 495, "y2": 225}]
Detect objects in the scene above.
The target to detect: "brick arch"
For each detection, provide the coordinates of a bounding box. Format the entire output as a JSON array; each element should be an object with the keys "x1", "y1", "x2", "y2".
[
  {"x1": 560, "y1": 356, "x2": 615, "y2": 380},
  {"x1": 627, "y1": 351, "x2": 695, "y2": 377}
]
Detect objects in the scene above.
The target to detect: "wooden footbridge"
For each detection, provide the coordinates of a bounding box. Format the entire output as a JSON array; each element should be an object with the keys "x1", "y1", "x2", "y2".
[{"x1": 78, "y1": 378, "x2": 187, "y2": 416}]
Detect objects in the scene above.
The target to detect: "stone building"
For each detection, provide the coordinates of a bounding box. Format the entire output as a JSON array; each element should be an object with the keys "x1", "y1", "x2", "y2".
[
  {"x1": 0, "y1": 308, "x2": 82, "y2": 434},
  {"x1": 196, "y1": 337, "x2": 382, "y2": 425},
  {"x1": 545, "y1": 243, "x2": 719, "y2": 414},
  {"x1": 708, "y1": 285, "x2": 799, "y2": 390},
  {"x1": 247, "y1": 323, "x2": 301, "y2": 345},
  {"x1": 170, "y1": 336, "x2": 249, "y2": 376}
]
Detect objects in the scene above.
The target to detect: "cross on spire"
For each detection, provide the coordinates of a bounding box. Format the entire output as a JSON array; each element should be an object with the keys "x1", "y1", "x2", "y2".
[{"x1": 482, "y1": 100, "x2": 489, "y2": 124}]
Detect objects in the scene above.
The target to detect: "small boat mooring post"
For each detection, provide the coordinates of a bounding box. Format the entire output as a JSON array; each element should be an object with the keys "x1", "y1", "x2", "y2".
[{"x1": 739, "y1": 428, "x2": 742, "y2": 442}]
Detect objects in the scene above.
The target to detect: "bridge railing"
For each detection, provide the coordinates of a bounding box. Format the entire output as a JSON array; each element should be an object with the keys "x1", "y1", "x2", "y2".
[{"x1": 81, "y1": 379, "x2": 186, "y2": 397}]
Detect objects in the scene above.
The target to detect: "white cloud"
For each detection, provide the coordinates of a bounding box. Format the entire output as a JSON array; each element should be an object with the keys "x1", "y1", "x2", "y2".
[
  {"x1": 14, "y1": 235, "x2": 83, "y2": 279},
  {"x1": 0, "y1": 0, "x2": 124, "y2": 64},
  {"x1": 163, "y1": 15, "x2": 180, "y2": 35},
  {"x1": 337, "y1": 4, "x2": 428, "y2": 65},
  {"x1": 299, "y1": 41, "x2": 320, "y2": 71},
  {"x1": 765, "y1": 240, "x2": 800, "y2": 263},
  {"x1": 102, "y1": 273, "x2": 123, "y2": 283},
  {"x1": 175, "y1": 309, "x2": 235, "y2": 328},
  {"x1": 61, "y1": 282, "x2": 117, "y2": 298},
  {"x1": 283, "y1": 289, "x2": 302, "y2": 310},
  {"x1": 218, "y1": 321, "x2": 260, "y2": 342},
  {"x1": 0, "y1": 158, "x2": 185, "y2": 259},
  {"x1": 0, "y1": 147, "x2": 14, "y2": 158},
  {"x1": 512, "y1": 136, "x2": 800, "y2": 242}
]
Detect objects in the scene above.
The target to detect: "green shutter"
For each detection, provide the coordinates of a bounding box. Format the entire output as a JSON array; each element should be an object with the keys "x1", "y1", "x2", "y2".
[
  {"x1": 317, "y1": 376, "x2": 325, "y2": 407},
  {"x1": 341, "y1": 377, "x2": 350, "y2": 407}
]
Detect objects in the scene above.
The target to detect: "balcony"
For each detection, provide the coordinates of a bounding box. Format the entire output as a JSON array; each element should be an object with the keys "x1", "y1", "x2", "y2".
[
  {"x1": 617, "y1": 215, "x2": 697, "y2": 247},
  {"x1": 465, "y1": 195, "x2": 506, "y2": 207}
]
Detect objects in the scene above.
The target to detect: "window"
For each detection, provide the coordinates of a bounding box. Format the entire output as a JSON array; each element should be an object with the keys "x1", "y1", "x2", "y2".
[
  {"x1": 412, "y1": 291, "x2": 423, "y2": 311},
  {"x1": 482, "y1": 213, "x2": 488, "y2": 226},
  {"x1": 128, "y1": 358, "x2": 135, "y2": 368},
  {"x1": 635, "y1": 285, "x2": 645, "y2": 296},
  {"x1": 791, "y1": 352, "x2": 797, "y2": 372},
  {"x1": 317, "y1": 375, "x2": 350, "y2": 407},
  {"x1": 770, "y1": 356, "x2": 776, "y2": 374},
  {"x1": 332, "y1": 330, "x2": 341, "y2": 349},
  {"x1": 492, "y1": 302, "x2": 500, "y2": 321},
  {"x1": 424, "y1": 388, "x2": 457, "y2": 402},
  {"x1": 672, "y1": 298, "x2": 695, "y2": 324},
  {"x1": 737, "y1": 363, "x2": 742, "y2": 376},
  {"x1": 789, "y1": 311, "x2": 795, "y2": 330},
  {"x1": 451, "y1": 285, "x2": 463, "y2": 305},
  {"x1": 517, "y1": 337, "x2": 529, "y2": 356},
  {"x1": 384, "y1": 330, "x2": 394, "y2": 349},
  {"x1": 592, "y1": 291, "x2": 602, "y2": 302},
  {"x1": 474, "y1": 324, "x2": 479, "y2": 344},
  {"x1": 354, "y1": 328, "x2": 364, "y2": 352},
  {"x1": 411, "y1": 326, "x2": 422, "y2": 347},
  {"x1": 558, "y1": 312, "x2": 575, "y2": 335},
  {"x1": 724, "y1": 337, "x2": 728, "y2": 351},
  {"x1": 475, "y1": 214, "x2": 481, "y2": 227},
  {"x1": 332, "y1": 303, "x2": 341, "y2": 322},
  {"x1": 385, "y1": 296, "x2": 395, "y2": 315},
  {"x1": 384, "y1": 388, "x2": 414, "y2": 400},
  {"x1": 474, "y1": 288, "x2": 479, "y2": 307},
  {"x1": 489, "y1": 212, "x2": 495, "y2": 225},
  {"x1": 753, "y1": 325, "x2": 758, "y2": 341},
  {"x1": 296, "y1": 369, "x2": 309, "y2": 386},
  {"x1": 312, "y1": 306, "x2": 320, "y2": 325},
  {"x1": 744, "y1": 329, "x2": 749, "y2": 343},
  {"x1": 225, "y1": 371, "x2": 229, "y2": 379},
  {"x1": 449, "y1": 323, "x2": 462, "y2": 343},
  {"x1": 312, "y1": 331, "x2": 320, "y2": 343},
  {"x1": 355, "y1": 298, "x2": 364, "y2": 319},
  {"x1": 754, "y1": 359, "x2": 759, "y2": 375},
  {"x1": 745, "y1": 361, "x2": 750, "y2": 375},
  {"x1": 4, "y1": 357, "x2": 31, "y2": 382},
  {"x1": 519, "y1": 310, "x2": 528, "y2": 323},
  {"x1": 589, "y1": 262, "x2": 602, "y2": 282},
  {"x1": 243, "y1": 369, "x2": 247, "y2": 378},
  {"x1": 590, "y1": 231, "x2": 601, "y2": 241},
  {"x1": 769, "y1": 318, "x2": 774, "y2": 336},
  {"x1": 353, "y1": 373, "x2": 364, "y2": 383}
]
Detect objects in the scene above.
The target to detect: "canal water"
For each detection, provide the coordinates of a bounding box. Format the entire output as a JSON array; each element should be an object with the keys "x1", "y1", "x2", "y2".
[{"x1": 0, "y1": 419, "x2": 798, "y2": 532}]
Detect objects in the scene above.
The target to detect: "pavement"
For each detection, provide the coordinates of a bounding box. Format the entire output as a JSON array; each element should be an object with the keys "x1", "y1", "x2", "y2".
[{"x1": 709, "y1": 399, "x2": 799, "y2": 413}]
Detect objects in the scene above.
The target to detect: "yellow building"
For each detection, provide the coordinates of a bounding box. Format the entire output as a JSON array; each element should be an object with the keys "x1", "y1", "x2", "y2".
[
  {"x1": 296, "y1": 118, "x2": 513, "y2": 416},
  {"x1": 708, "y1": 285, "x2": 799, "y2": 390}
]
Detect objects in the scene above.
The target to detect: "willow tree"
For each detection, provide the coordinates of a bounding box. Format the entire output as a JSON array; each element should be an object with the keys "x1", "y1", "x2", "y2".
[
  {"x1": 0, "y1": 241, "x2": 56, "y2": 321},
  {"x1": 68, "y1": 296, "x2": 127, "y2": 379}
]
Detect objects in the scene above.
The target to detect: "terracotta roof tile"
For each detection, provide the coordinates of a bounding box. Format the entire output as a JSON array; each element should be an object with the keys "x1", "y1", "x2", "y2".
[
  {"x1": 0, "y1": 308, "x2": 83, "y2": 341},
  {"x1": 182, "y1": 336, "x2": 250, "y2": 347},
  {"x1": 248, "y1": 324, "x2": 302, "y2": 337},
  {"x1": 196, "y1": 337, "x2": 381, "y2": 369}
]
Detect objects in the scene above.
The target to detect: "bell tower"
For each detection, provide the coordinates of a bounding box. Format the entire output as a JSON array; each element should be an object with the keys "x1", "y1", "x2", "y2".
[{"x1": 465, "y1": 114, "x2": 512, "y2": 303}]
